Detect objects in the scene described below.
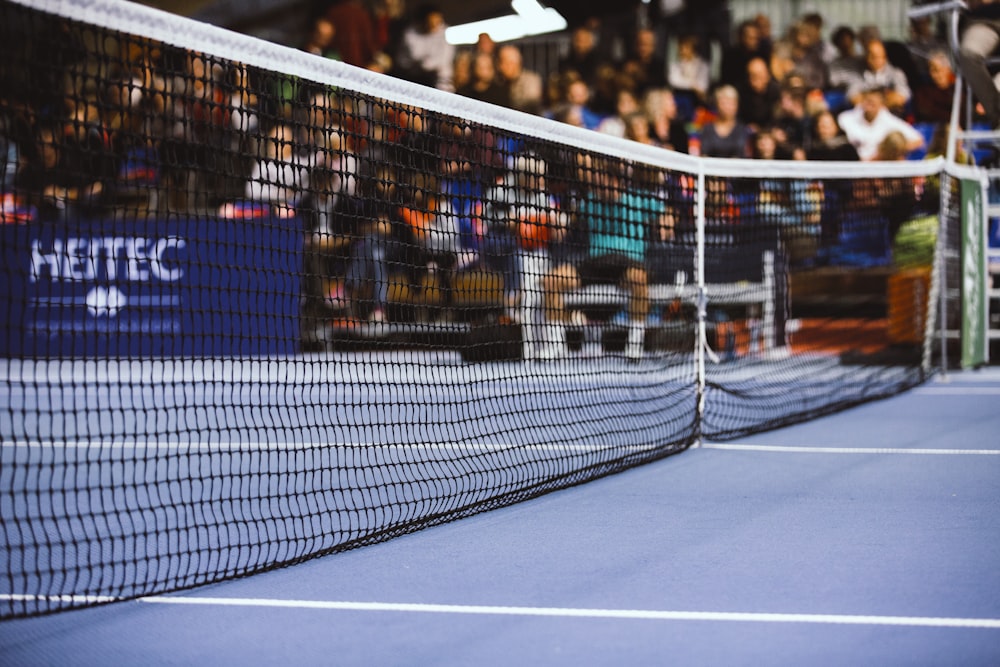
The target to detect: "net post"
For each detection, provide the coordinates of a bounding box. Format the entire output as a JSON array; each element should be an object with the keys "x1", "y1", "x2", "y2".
[
  {"x1": 927, "y1": 169, "x2": 949, "y2": 380},
  {"x1": 694, "y1": 164, "x2": 707, "y2": 445}
]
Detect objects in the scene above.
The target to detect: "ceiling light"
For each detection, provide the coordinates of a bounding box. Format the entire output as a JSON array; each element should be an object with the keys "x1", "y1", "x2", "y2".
[{"x1": 445, "y1": 0, "x2": 567, "y2": 45}]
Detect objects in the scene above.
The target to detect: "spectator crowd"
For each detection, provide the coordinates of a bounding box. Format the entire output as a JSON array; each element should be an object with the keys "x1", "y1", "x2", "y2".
[
  {"x1": 375, "y1": 2, "x2": 955, "y2": 163},
  {"x1": 0, "y1": 1, "x2": 961, "y2": 355}
]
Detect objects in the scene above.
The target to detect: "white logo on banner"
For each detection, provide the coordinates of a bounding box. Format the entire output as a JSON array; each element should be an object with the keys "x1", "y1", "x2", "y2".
[
  {"x1": 85, "y1": 286, "x2": 127, "y2": 318},
  {"x1": 29, "y1": 237, "x2": 187, "y2": 283}
]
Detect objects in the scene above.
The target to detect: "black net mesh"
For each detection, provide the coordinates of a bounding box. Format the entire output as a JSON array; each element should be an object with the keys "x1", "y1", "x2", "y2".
[{"x1": 0, "y1": 0, "x2": 954, "y2": 618}]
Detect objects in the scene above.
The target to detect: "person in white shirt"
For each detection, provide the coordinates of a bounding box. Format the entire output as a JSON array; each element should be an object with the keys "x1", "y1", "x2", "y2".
[
  {"x1": 394, "y1": 4, "x2": 455, "y2": 91},
  {"x1": 837, "y1": 86, "x2": 924, "y2": 161},
  {"x1": 668, "y1": 34, "x2": 710, "y2": 103},
  {"x1": 244, "y1": 122, "x2": 314, "y2": 208}
]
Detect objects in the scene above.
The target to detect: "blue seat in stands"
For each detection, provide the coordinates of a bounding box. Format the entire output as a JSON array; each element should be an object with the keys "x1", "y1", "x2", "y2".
[
  {"x1": 823, "y1": 90, "x2": 848, "y2": 114},
  {"x1": 907, "y1": 122, "x2": 938, "y2": 160}
]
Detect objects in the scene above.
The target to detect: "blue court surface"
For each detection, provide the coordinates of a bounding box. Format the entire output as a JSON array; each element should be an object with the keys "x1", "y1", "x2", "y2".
[{"x1": 1, "y1": 367, "x2": 998, "y2": 666}]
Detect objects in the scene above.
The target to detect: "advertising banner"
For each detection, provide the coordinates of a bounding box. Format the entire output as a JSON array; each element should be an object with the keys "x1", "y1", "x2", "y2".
[
  {"x1": 960, "y1": 177, "x2": 988, "y2": 369},
  {"x1": 0, "y1": 214, "x2": 300, "y2": 356}
]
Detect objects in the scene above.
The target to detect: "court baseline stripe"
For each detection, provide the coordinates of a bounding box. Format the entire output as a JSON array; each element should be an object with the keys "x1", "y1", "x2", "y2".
[
  {"x1": 916, "y1": 386, "x2": 1000, "y2": 395},
  {"x1": 134, "y1": 596, "x2": 1000, "y2": 629},
  {"x1": 700, "y1": 444, "x2": 1000, "y2": 455}
]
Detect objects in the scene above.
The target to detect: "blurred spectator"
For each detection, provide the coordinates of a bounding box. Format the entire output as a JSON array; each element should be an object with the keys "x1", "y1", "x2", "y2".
[
  {"x1": 302, "y1": 90, "x2": 358, "y2": 222},
  {"x1": 372, "y1": 0, "x2": 406, "y2": 58},
  {"x1": 244, "y1": 122, "x2": 313, "y2": 209},
  {"x1": 474, "y1": 32, "x2": 496, "y2": 59},
  {"x1": 400, "y1": 172, "x2": 461, "y2": 270},
  {"x1": 556, "y1": 78, "x2": 604, "y2": 131},
  {"x1": 738, "y1": 56, "x2": 780, "y2": 130},
  {"x1": 912, "y1": 50, "x2": 959, "y2": 125},
  {"x1": 590, "y1": 62, "x2": 631, "y2": 116},
  {"x1": 857, "y1": 25, "x2": 882, "y2": 48},
  {"x1": 924, "y1": 124, "x2": 969, "y2": 167},
  {"x1": 558, "y1": 25, "x2": 607, "y2": 86},
  {"x1": 771, "y1": 79, "x2": 815, "y2": 155},
  {"x1": 476, "y1": 194, "x2": 519, "y2": 323},
  {"x1": 303, "y1": 17, "x2": 340, "y2": 60},
  {"x1": 324, "y1": 0, "x2": 378, "y2": 68},
  {"x1": 1, "y1": 131, "x2": 19, "y2": 193},
  {"x1": 597, "y1": 88, "x2": 640, "y2": 137},
  {"x1": 228, "y1": 63, "x2": 260, "y2": 150},
  {"x1": 342, "y1": 164, "x2": 410, "y2": 324},
  {"x1": 874, "y1": 129, "x2": 910, "y2": 162},
  {"x1": 753, "y1": 130, "x2": 822, "y2": 233},
  {"x1": 485, "y1": 154, "x2": 567, "y2": 356},
  {"x1": 837, "y1": 86, "x2": 923, "y2": 161},
  {"x1": 720, "y1": 19, "x2": 770, "y2": 89},
  {"x1": 753, "y1": 13, "x2": 775, "y2": 56},
  {"x1": 452, "y1": 50, "x2": 472, "y2": 92},
  {"x1": 304, "y1": 86, "x2": 347, "y2": 151},
  {"x1": 869, "y1": 131, "x2": 922, "y2": 240},
  {"x1": 644, "y1": 88, "x2": 689, "y2": 153},
  {"x1": 621, "y1": 28, "x2": 667, "y2": 95},
  {"x1": 668, "y1": 35, "x2": 710, "y2": 105},
  {"x1": 16, "y1": 123, "x2": 110, "y2": 220},
  {"x1": 496, "y1": 45, "x2": 544, "y2": 115},
  {"x1": 624, "y1": 111, "x2": 659, "y2": 146},
  {"x1": 806, "y1": 110, "x2": 860, "y2": 161},
  {"x1": 828, "y1": 25, "x2": 863, "y2": 92},
  {"x1": 552, "y1": 101, "x2": 585, "y2": 129},
  {"x1": 955, "y1": 0, "x2": 1000, "y2": 128},
  {"x1": 801, "y1": 12, "x2": 837, "y2": 63},
  {"x1": 700, "y1": 85, "x2": 751, "y2": 158},
  {"x1": 397, "y1": 171, "x2": 465, "y2": 315},
  {"x1": 100, "y1": 61, "x2": 169, "y2": 205},
  {"x1": 439, "y1": 117, "x2": 504, "y2": 202},
  {"x1": 167, "y1": 50, "x2": 242, "y2": 208},
  {"x1": 358, "y1": 100, "x2": 436, "y2": 182},
  {"x1": 394, "y1": 3, "x2": 455, "y2": 91},
  {"x1": 846, "y1": 39, "x2": 912, "y2": 114},
  {"x1": 681, "y1": 0, "x2": 732, "y2": 62},
  {"x1": 787, "y1": 19, "x2": 829, "y2": 91},
  {"x1": 544, "y1": 153, "x2": 664, "y2": 359},
  {"x1": 300, "y1": 127, "x2": 360, "y2": 340},
  {"x1": 769, "y1": 38, "x2": 797, "y2": 85},
  {"x1": 458, "y1": 52, "x2": 510, "y2": 107},
  {"x1": 66, "y1": 98, "x2": 119, "y2": 181},
  {"x1": 805, "y1": 110, "x2": 857, "y2": 247},
  {"x1": 906, "y1": 15, "x2": 947, "y2": 84}
]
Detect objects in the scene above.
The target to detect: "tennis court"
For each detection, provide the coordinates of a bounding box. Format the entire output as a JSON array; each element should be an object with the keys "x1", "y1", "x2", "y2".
[
  {"x1": 2, "y1": 0, "x2": 999, "y2": 663},
  {"x1": 1, "y1": 367, "x2": 998, "y2": 665}
]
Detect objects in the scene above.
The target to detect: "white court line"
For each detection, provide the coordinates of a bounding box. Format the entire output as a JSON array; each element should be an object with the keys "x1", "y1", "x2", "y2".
[
  {"x1": 701, "y1": 444, "x2": 1000, "y2": 456},
  {"x1": 916, "y1": 386, "x2": 1000, "y2": 395},
  {"x1": 5, "y1": 595, "x2": 1000, "y2": 630},
  {"x1": 131, "y1": 596, "x2": 1000, "y2": 629}
]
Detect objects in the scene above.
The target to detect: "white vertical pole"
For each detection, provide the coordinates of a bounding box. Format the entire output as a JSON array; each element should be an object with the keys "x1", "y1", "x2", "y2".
[
  {"x1": 927, "y1": 169, "x2": 950, "y2": 378},
  {"x1": 762, "y1": 250, "x2": 775, "y2": 353},
  {"x1": 695, "y1": 165, "x2": 707, "y2": 441}
]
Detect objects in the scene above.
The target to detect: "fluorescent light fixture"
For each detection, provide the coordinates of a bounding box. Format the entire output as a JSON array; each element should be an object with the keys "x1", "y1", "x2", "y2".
[{"x1": 445, "y1": 0, "x2": 567, "y2": 45}]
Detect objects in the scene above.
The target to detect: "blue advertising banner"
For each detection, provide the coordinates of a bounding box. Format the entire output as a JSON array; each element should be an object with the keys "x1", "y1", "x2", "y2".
[{"x1": 0, "y1": 214, "x2": 301, "y2": 356}]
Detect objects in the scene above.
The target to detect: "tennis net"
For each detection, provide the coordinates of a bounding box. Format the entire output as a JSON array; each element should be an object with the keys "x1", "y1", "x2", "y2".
[{"x1": 0, "y1": 0, "x2": 968, "y2": 617}]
